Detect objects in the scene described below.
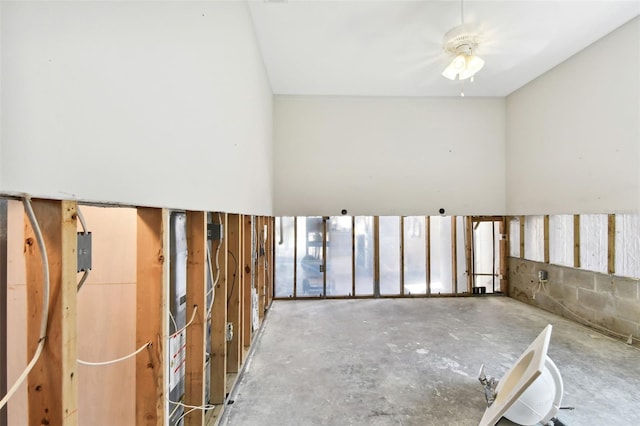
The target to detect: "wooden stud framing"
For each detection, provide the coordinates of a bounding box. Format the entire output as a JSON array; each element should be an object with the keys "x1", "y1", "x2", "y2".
[
  {"x1": 266, "y1": 217, "x2": 274, "y2": 307},
  {"x1": 451, "y1": 216, "x2": 457, "y2": 294},
  {"x1": 425, "y1": 217, "x2": 431, "y2": 295},
  {"x1": 272, "y1": 217, "x2": 276, "y2": 304},
  {"x1": 208, "y1": 213, "x2": 228, "y2": 408},
  {"x1": 226, "y1": 214, "x2": 242, "y2": 374},
  {"x1": 573, "y1": 215, "x2": 581, "y2": 268},
  {"x1": 373, "y1": 216, "x2": 380, "y2": 298},
  {"x1": 543, "y1": 215, "x2": 550, "y2": 263},
  {"x1": 471, "y1": 216, "x2": 505, "y2": 222},
  {"x1": 136, "y1": 208, "x2": 165, "y2": 425},
  {"x1": 322, "y1": 217, "x2": 328, "y2": 297},
  {"x1": 351, "y1": 216, "x2": 356, "y2": 297},
  {"x1": 399, "y1": 216, "x2": 405, "y2": 296},
  {"x1": 608, "y1": 214, "x2": 615, "y2": 275},
  {"x1": 465, "y1": 217, "x2": 473, "y2": 294},
  {"x1": 257, "y1": 217, "x2": 266, "y2": 319},
  {"x1": 184, "y1": 211, "x2": 207, "y2": 426},
  {"x1": 0, "y1": 200, "x2": 7, "y2": 426},
  {"x1": 242, "y1": 215, "x2": 252, "y2": 353},
  {"x1": 292, "y1": 218, "x2": 298, "y2": 298},
  {"x1": 499, "y1": 218, "x2": 508, "y2": 294},
  {"x1": 519, "y1": 216, "x2": 525, "y2": 259},
  {"x1": 25, "y1": 200, "x2": 78, "y2": 426}
]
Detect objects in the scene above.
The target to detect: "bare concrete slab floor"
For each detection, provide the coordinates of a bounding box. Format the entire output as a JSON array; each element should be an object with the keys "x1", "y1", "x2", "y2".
[{"x1": 221, "y1": 297, "x2": 640, "y2": 426}]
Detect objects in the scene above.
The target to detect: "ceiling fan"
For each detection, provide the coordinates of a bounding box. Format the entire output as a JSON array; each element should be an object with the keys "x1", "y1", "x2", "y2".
[{"x1": 441, "y1": 0, "x2": 485, "y2": 83}]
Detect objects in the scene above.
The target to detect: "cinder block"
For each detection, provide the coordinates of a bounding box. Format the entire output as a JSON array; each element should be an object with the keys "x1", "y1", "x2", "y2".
[
  {"x1": 548, "y1": 281, "x2": 565, "y2": 299},
  {"x1": 614, "y1": 277, "x2": 639, "y2": 300},
  {"x1": 594, "y1": 274, "x2": 616, "y2": 294},
  {"x1": 536, "y1": 293, "x2": 566, "y2": 318},
  {"x1": 592, "y1": 312, "x2": 639, "y2": 338},
  {"x1": 614, "y1": 298, "x2": 640, "y2": 323},
  {"x1": 546, "y1": 265, "x2": 563, "y2": 285},
  {"x1": 563, "y1": 268, "x2": 595, "y2": 290},
  {"x1": 578, "y1": 288, "x2": 606, "y2": 311},
  {"x1": 561, "y1": 285, "x2": 578, "y2": 302},
  {"x1": 566, "y1": 297, "x2": 596, "y2": 323}
]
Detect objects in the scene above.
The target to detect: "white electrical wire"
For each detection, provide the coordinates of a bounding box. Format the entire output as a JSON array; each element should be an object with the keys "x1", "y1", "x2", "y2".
[
  {"x1": 76, "y1": 205, "x2": 88, "y2": 233},
  {"x1": 175, "y1": 404, "x2": 216, "y2": 424},
  {"x1": 532, "y1": 279, "x2": 548, "y2": 300},
  {"x1": 168, "y1": 399, "x2": 217, "y2": 411},
  {"x1": 167, "y1": 397, "x2": 216, "y2": 424},
  {"x1": 77, "y1": 341, "x2": 151, "y2": 366},
  {"x1": 206, "y1": 213, "x2": 222, "y2": 319},
  {"x1": 169, "y1": 305, "x2": 199, "y2": 340},
  {"x1": 169, "y1": 310, "x2": 179, "y2": 334},
  {"x1": 0, "y1": 197, "x2": 50, "y2": 411}
]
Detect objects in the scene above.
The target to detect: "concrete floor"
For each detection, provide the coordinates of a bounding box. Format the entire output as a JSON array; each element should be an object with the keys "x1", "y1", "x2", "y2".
[{"x1": 221, "y1": 297, "x2": 640, "y2": 426}]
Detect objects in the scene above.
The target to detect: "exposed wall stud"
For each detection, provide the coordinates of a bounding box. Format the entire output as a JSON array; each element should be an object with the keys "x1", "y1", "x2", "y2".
[
  {"x1": 426, "y1": 217, "x2": 431, "y2": 295},
  {"x1": 135, "y1": 208, "x2": 166, "y2": 425},
  {"x1": 400, "y1": 216, "x2": 405, "y2": 296},
  {"x1": 26, "y1": 200, "x2": 78, "y2": 426},
  {"x1": 184, "y1": 211, "x2": 207, "y2": 426},
  {"x1": 573, "y1": 215, "x2": 581, "y2": 268},
  {"x1": 519, "y1": 216, "x2": 525, "y2": 259},
  {"x1": 351, "y1": 216, "x2": 356, "y2": 297},
  {"x1": 608, "y1": 214, "x2": 615, "y2": 275},
  {"x1": 373, "y1": 216, "x2": 380, "y2": 298},
  {"x1": 209, "y1": 213, "x2": 228, "y2": 407},
  {"x1": 0, "y1": 200, "x2": 7, "y2": 426},
  {"x1": 499, "y1": 218, "x2": 508, "y2": 293},
  {"x1": 226, "y1": 214, "x2": 242, "y2": 374},
  {"x1": 293, "y1": 218, "x2": 297, "y2": 298},
  {"x1": 543, "y1": 215, "x2": 550, "y2": 263},
  {"x1": 242, "y1": 216, "x2": 252, "y2": 356},
  {"x1": 465, "y1": 217, "x2": 473, "y2": 294},
  {"x1": 451, "y1": 216, "x2": 457, "y2": 294},
  {"x1": 257, "y1": 217, "x2": 266, "y2": 318}
]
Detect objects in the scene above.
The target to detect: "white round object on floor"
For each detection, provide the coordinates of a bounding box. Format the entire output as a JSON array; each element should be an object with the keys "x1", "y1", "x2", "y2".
[{"x1": 503, "y1": 355, "x2": 563, "y2": 425}]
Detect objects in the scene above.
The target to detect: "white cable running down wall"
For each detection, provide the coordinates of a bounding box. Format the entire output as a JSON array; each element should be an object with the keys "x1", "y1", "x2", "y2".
[{"x1": 0, "y1": 197, "x2": 51, "y2": 410}]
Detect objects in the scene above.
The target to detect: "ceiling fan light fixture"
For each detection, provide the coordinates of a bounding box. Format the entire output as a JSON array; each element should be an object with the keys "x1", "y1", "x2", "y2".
[
  {"x1": 458, "y1": 54, "x2": 485, "y2": 80},
  {"x1": 442, "y1": 54, "x2": 467, "y2": 80}
]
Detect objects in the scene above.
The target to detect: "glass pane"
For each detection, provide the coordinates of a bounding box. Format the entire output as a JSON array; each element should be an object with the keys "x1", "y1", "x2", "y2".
[
  {"x1": 379, "y1": 216, "x2": 400, "y2": 295},
  {"x1": 430, "y1": 216, "x2": 453, "y2": 294},
  {"x1": 549, "y1": 215, "x2": 573, "y2": 267},
  {"x1": 403, "y1": 216, "x2": 426, "y2": 295},
  {"x1": 275, "y1": 217, "x2": 295, "y2": 297},
  {"x1": 326, "y1": 216, "x2": 353, "y2": 296},
  {"x1": 296, "y1": 216, "x2": 324, "y2": 297},
  {"x1": 354, "y1": 216, "x2": 374, "y2": 296}
]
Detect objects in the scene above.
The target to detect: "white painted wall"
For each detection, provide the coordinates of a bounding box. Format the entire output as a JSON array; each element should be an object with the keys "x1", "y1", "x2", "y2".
[
  {"x1": 274, "y1": 96, "x2": 506, "y2": 216},
  {"x1": 1, "y1": 1, "x2": 273, "y2": 215},
  {"x1": 506, "y1": 16, "x2": 640, "y2": 215}
]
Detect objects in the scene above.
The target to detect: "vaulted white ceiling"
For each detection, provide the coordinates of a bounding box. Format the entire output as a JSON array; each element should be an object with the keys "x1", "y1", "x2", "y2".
[{"x1": 248, "y1": 0, "x2": 640, "y2": 97}]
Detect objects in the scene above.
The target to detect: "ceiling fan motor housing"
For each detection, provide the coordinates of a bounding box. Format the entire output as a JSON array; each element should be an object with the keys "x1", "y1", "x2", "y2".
[{"x1": 443, "y1": 23, "x2": 481, "y2": 55}]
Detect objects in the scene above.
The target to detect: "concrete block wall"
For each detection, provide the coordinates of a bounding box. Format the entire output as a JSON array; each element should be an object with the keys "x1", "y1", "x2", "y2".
[{"x1": 509, "y1": 258, "x2": 640, "y2": 341}]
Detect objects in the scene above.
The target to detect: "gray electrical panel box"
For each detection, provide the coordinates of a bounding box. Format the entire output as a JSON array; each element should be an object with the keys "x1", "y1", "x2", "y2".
[
  {"x1": 77, "y1": 232, "x2": 92, "y2": 272},
  {"x1": 208, "y1": 223, "x2": 224, "y2": 241}
]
